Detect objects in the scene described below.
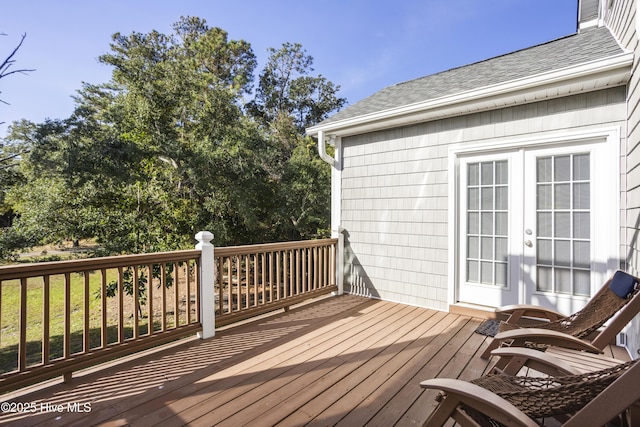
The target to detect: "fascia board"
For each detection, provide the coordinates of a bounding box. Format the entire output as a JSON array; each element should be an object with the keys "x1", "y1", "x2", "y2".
[{"x1": 306, "y1": 52, "x2": 634, "y2": 138}]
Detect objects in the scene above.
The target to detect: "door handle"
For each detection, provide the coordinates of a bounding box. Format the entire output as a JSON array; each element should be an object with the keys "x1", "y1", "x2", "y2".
[{"x1": 524, "y1": 240, "x2": 533, "y2": 247}]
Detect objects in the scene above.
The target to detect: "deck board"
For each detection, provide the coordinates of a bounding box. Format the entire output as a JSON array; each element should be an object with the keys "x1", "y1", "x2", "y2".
[
  {"x1": 4, "y1": 294, "x2": 625, "y2": 426},
  {"x1": 175, "y1": 303, "x2": 419, "y2": 426}
]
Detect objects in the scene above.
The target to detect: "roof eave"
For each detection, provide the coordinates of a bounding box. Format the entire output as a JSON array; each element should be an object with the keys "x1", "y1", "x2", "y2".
[{"x1": 306, "y1": 52, "x2": 634, "y2": 138}]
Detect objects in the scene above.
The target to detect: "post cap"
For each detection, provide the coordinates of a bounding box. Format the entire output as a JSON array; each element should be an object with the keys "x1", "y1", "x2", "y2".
[{"x1": 195, "y1": 231, "x2": 214, "y2": 243}]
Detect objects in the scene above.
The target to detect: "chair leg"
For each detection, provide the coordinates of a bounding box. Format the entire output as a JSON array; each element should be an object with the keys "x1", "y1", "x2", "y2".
[
  {"x1": 423, "y1": 394, "x2": 464, "y2": 427},
  {"x1": 481, "y1": 337, "x2": 500, "y2": 359}
]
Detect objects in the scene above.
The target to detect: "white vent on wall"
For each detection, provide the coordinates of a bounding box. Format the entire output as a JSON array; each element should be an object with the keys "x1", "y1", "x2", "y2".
[{"x1": 617, "y1": 332, "x2": 627, "y2": 347}]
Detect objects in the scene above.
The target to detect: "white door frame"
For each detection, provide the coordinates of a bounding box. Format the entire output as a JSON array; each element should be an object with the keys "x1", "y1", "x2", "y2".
[{"x1": 447, "y1": 127, "x2": 621, "y2": 309}]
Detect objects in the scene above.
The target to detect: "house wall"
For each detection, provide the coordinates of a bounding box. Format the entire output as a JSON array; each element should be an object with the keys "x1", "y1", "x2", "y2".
[
  {"x1": 605, "y1": 0, "x2": 640, "y2": 357},
  {"x1": 340, "y1": 86, "x2": 627, "y2": 311}
]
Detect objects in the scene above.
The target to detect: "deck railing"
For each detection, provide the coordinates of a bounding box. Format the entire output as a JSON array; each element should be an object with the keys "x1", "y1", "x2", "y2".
[
  {"x1": 0, "y1": 233, "x2": 339, "y2": 393},
  {"x1": 214, "y1": 239, "x2": 338, "y2": 327},
  {"x1": 0, "y1": 250, "x2": 202, "y2": 393}
]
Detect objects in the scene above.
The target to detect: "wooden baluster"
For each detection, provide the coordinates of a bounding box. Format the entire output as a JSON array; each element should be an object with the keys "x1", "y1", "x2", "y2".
[
  {"x1": 148, "y1": 264, "x2": 153, "y2": 335},
  {"x1": 186, "y1": 261, "x2": 192, "y2": 324},
  {"x1": 19, "y1": 277, "x2": 27, "y2": 372},
  {"x1": 276, "y1": 251, "x2": 281, "y2": 300},
  {"x1": 174, "y1": 262, "x2": 180, "y2": 328},
  {"x1": 43, "y1": 276, "x2": 50, "y2": 364},
  {"x1": 63, "y1": 273, "x2": 71, "y2": 382},
  {"x1": 228, "y1": 257, "x2": 233, "y2": 312},
  {"x1": 260, "y1": 252, "x2": 267, "y2": 304},
  {"x1": 64, "y1": 273, "x2": 71, "y2": 356},
  {"x1": 101, "y1": 269, "x2": 107, "y2": 347},
  {"x1": 84, "y1": 271, "x2": 90, "y2": 352},
  {"x1": 161, "y1": 263, "x2": 167, "y2": 332},
  {"x1": 195, "y1": 257, "x2": 201, "y2": 322},
  {"x1": 133, "y1": 266, "x2": 139, "y2": 339},
  {"x1": 117, "y1": 268, "x2": 124, "y2": 343}
]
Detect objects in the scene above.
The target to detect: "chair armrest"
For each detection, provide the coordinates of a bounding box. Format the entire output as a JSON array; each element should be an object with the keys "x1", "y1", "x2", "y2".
[
  {"x1": 496, "y1": 304, "x2": 565, "y2": 323},
  {"x1": 489, "y1": 347, "x2": 582, "y2": 376},
  {"x1": 493, "y1": 328, "x2": 603, "y2": 353},
  {"x1": 420, "y1": 378, "x2": 539, "y2": 427}
]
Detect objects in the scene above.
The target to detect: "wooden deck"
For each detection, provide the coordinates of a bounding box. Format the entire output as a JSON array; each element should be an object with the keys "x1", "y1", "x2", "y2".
[{"x1": 0, "y1": 294, "x2": 626, "y2": 427}]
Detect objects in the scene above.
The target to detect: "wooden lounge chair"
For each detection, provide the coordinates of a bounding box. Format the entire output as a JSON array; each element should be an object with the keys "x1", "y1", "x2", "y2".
[
  {"x1": 488, "y1": 346, "x2": 626, "y2": 377},
  {"x1": 420, "y1": 357, "x2": 640, "y2": 427},
  {"x1": 481, "y1": 270, "x2": 640, "y2": 359}
]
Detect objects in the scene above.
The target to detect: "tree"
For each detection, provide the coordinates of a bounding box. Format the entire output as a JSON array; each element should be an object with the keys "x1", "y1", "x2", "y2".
[
  {"x1": 0, "y1": 32, "x2": 34, "y2": 232},
  {"x1": 248, "y1": 43, "x2": 346, "y2": 240},
  {"x1": 3, "y1": 119, "x2": 101, "y2": 250},
  {"x1": 0, "y1": 19, "x2": 347, "y2": 262},
  {"x1": 0, "y1": 33, "x2": 35, "y2": 112},
  {"x1": 248, "y1": 43, "x2": 345, "y2": 133},
  {"x1": 91, "y1": 16, "x2": 270, "y2": 249}
]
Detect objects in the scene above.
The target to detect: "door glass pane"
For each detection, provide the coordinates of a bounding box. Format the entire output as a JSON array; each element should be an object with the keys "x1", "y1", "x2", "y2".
[
  {"x1": 573, "y1": 241, "x2": 590, "y2": 268},
  {"x1": 555, "y1": 268, "x2": 572, "y2": 294},
  {"x1": 573, "y1": 183, "x2": 590, "y2": 209},
  {"x1": 466, "y1": 160, "x2": 508, "y2": 287},
  {"x1": 468, "y1": 212, "x2": 479, "y2": 234},
  {"x1": 468, "y1": 188, "x2": 479, "y2": 210},
  {"x1": 537, "y1": 184, "x2": 552, "y2": 209},
  {"x1": 468, "y1": 237, "x2": 479, "y2": 258},
  {"x1": 573, "y1": 212, "x2": 590, "y2": 239},
  {"x1": 537, "y1": 266, "x2": 552, "y2": 292},
  {"x1": 495, "y1": 237, "x2": 508, "y2": 262},
  {"x1": 481, "y1": 261, "x2": 493, "y2": 283},
  {"x1": 537, "y1": 212, "x2": 552, "y2": 237},
  {"x1": 469, "y1": 163, "x2": 479, "y2": 185},
  {"x1": 496, "y1": 161, "x2": 508, "y2": 184},
  {"x1": 481, "y1": 188, "x2": 493, "y2": 209},
  {"x1": 496, "y1": 263, "x2": 507, "y2": 286},
  {"x1": 554, "y1": 184, "x2": 570, "y2": 209},
  {"x1": 495, "y1": 212, "x2": 508, "y2": 235},
  {"x1": 468, "y1": 260, "x2": 479, "y2": 282},
  {"x1": 535, "y1": 154, "x2": 591, "y2": 295},
  {"x1": 573, "y1": 154, "x2": 590, "y2": 180},
  {"x1": 554, "y1": 156, "x2": 570, "y2": 181},
  {"x1": 537, "y1": 157, "x2": 552, "y2": 182},
  {"x1": 481, "y1": 212, "x2": 494, "y2": 234},
  {"x1": 554, "y1": 213, "x2": 570, "y2": 238},
  {"x1": 496, "y1": 187, "x2": 508, "y2": 210},
  {"x1": 537, "y1": 240, "x2": 552, "y2": 264},
  {"x1": 554, "y1": 240, "x2": 571, "y2": 266},
  {"x1": 481, "y1": 163, "x2": 493, "y2": 185},
  {"x1": 574, "y1": 270, "x2": 591, "y2": 296},
  {"x1": 481, "y1": 237, "x2": 493, "y2": 259}
]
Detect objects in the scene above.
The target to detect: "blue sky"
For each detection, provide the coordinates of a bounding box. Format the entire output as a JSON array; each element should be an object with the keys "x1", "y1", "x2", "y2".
[{"x1": 0, "y1": 0, "x2": 578, "y2": 135}]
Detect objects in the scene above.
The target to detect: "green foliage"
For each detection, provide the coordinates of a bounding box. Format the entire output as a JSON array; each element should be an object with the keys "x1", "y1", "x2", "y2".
[
  {"x1": 248, "y1": 43, "x2": 345, "y2": 133},
  {"x1": 0, "y1": 17, "x2": 345, "y2": 261}
]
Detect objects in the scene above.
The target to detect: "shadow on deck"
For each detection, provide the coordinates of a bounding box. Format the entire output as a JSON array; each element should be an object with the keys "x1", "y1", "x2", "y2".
[{"x1": 0, "y1": 294, "x2": 495, "y2": 426}]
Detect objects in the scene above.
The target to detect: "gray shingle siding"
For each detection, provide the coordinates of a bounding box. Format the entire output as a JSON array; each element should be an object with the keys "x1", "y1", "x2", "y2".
[
  {"x1": 340, "y1": 87, "x2": 627, "y2": 310},
  {"x1": 321, "y1": 26, "x2": 623, "y2": 126},
  {"x1": 580, "y1": 0, "x2": 600, "y2": 22}
]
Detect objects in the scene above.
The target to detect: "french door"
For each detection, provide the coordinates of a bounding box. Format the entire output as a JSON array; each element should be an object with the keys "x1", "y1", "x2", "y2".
[{"x1": 457, "y1": 139, "x2": 617, "y2": 312}]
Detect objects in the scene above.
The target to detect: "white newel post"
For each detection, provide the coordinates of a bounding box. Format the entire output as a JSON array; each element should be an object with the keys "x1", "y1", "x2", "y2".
[
  {"x1": 195, "y1": 231, "x2": 215, "y2": 339},
  {"x1": 336, "y1": 226, "x2": 345, "y2": 295}
]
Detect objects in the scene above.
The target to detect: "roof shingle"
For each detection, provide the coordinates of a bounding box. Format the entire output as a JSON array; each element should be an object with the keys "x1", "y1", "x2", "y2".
[{"x1": 320, "y1": 26, "x2": 624, "y2": 126}]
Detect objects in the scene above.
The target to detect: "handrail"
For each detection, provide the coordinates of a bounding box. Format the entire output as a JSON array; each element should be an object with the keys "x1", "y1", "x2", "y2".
[{"x1": 0, "y1": 250, "x2": 201, "y2": 280}]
